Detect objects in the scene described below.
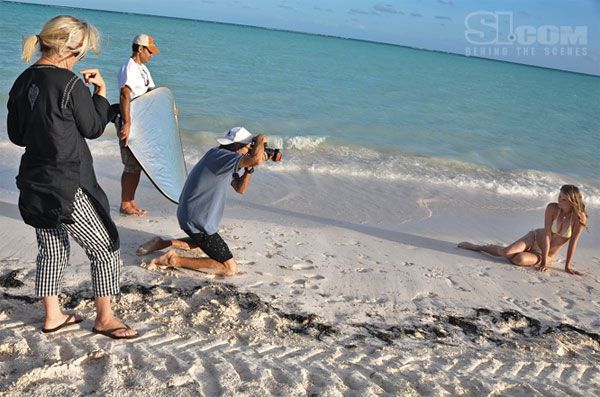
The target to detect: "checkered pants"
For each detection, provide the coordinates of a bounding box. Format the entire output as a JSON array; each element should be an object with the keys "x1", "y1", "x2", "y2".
[{"x1": 35, "y1": 188, "x2": 121, "y2": 297}]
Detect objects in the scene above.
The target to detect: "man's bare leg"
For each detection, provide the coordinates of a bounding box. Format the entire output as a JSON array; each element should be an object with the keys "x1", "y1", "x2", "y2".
[
  {"x1": 150, "y1": 249, "x2": 236, "y2": 276},
  {"x1": 137, "y1": 237, "x2": 197, "y2": 255},
  {"x1": 120, "y1": 171, "x2": 147, "y2": 216}
]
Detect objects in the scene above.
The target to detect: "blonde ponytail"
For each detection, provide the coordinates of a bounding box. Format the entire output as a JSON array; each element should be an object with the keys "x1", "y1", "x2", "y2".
[
  {"x1": 20, "y1": 16, "x2": 101, "y2": 63},
  {"x1": 21, "y1": 35, "x2": 39, "y2": 63}
]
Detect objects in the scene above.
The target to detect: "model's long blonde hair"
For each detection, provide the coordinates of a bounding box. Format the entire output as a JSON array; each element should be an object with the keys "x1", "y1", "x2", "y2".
[
  {"x1": 561, "y1": 184, "x2": 588, "y2": 228},
  {"x1": 21, "y1": 15, "x2": 100, "y2": 63}
]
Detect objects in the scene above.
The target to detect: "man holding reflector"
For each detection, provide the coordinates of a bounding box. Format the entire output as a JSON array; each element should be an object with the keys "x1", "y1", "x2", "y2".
[{"x1": 117, "y1": 34, "x2": 160, "y2": 216}]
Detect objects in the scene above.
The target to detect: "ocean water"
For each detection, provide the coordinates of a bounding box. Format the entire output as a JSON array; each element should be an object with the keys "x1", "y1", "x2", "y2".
[{"x1": 1, "y1": 2, "x2": 599, "y2": 207}]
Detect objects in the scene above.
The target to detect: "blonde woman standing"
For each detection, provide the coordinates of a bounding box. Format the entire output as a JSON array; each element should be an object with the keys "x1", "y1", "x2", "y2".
[
  {"x1": 458, "y1": 185, "x2": 588, "y2": 275},
  {"x1": 7, "y1": 15, "x2": 138, "y2": 339}
]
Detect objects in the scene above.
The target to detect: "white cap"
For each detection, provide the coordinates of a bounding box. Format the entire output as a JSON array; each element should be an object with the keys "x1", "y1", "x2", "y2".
[{"x1": 216, "y1": 126, "x2": 254, "y2": 145}]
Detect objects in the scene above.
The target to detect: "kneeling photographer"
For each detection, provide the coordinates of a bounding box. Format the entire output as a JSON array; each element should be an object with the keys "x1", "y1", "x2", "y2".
[{"x1": 136, "y1": 126, "x2": 277, "y2": 275}]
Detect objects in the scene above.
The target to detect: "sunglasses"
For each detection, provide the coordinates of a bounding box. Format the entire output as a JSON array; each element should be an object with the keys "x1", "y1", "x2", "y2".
[
  {"x1": 144, "y1": 46, "x2": 154, "y2": 55},
  {"x1": 69, "y1": 46, "x2": 85, "y2": 60}
]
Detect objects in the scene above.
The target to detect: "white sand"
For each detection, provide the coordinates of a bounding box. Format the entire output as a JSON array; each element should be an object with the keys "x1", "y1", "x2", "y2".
[{"x1": 0, "y1": 134, "x2": 599, "y2": 396}]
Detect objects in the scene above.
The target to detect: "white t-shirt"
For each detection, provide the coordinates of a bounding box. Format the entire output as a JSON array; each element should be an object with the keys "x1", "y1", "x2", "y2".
[{"x1": 118, "y1": 57, "x2": 155, "y2": 100}]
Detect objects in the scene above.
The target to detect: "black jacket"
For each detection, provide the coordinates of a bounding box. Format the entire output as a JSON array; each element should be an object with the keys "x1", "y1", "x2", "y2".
[{"x1": 7, "y1": 64, "x2": 119, "y2": 251}]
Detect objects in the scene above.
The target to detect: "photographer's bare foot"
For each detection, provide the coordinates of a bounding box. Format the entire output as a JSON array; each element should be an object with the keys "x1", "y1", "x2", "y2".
[
  {"x1": 150, "y1": 250, "x2": 178, "y2": 267},
  {"x1": 458, "y1": 242, "x2": 479, "y2": 251},
  {"x1": 137, "y1": 237, "x2": 165, "y2": 256}
]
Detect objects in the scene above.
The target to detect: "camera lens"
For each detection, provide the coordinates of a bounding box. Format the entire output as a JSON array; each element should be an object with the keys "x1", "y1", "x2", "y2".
[{"x1": 264, "y1": 147, "x2": 282, "y2": 162}]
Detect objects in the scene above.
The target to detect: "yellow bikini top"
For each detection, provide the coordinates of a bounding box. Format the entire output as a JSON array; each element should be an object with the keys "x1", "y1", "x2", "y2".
[{"x1": 551, "y1": 214, "x2": 572, "y2": 239}]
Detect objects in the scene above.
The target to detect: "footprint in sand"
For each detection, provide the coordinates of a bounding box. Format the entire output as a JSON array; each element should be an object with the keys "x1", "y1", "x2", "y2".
[
  {"x1": 335, "y1": 240, "x2": 361, "y2": 247},
  {"x1": 559, "y1": 296, "x2": 575, "y2": 310},
  {"x1": 266, "y1": 251, "x2": 283, "y2": 259},
  {"x1": 290, "y1": 263, "x2": 316, "y2": 271},
  {"x1": 533, "y1": 298, "x2": 562, "y2": 318},
  {"x1": 355, "y1": 268, "x2": 373, "y2": 273},
  {"x1": 504, "y1": 296, "x2": 530, "y2": 308},
  {"x1": 445, "y1": 277, "x2": 470, "y2": 292},
  {"x1": 424, "y1": 270, "x2": 444, "y2": 279},
  {"x1": 304, "y1": 274, "x2": 325, "y2": 280}
]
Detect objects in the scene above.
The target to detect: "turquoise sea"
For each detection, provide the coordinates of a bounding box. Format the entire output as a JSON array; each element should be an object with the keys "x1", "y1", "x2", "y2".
[{"x1": 1, "y1": 1, "x2": 599, "y2": 206}]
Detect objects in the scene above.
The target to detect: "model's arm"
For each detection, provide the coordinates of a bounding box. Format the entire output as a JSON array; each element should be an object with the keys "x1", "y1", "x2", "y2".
[
  {"x1": 539, "y1": 203, "x2": 556, "y2": 271},
  {"x1": 119, "y1": 85, "x2": 132, "y2": 146},
  {"x1": 565, "y1": 215, "x2": 586, "y2": 275}
]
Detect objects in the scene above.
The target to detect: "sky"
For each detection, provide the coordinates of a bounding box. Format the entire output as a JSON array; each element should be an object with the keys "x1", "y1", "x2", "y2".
[{"x1": 15, "y1": 0, "x2": 600, "y2": 75}]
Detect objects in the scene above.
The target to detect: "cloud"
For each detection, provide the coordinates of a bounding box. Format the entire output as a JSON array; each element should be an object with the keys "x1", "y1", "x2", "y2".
[
  {"x1": 410, "y1": 12, "x2": 424, "y2": 17},
  {"x1": 349, "y1": 8, "x2": 376, "y2": 16},
  {"x1": 314, "y1": 6, "x2": 333, "y2": 13},
  {"x1": 435, "y1": 15, "x2": 452, "y2": 21},
  {"x1": 277, "y1": 4, "x2": 294, "y2": 10},
  {"x1": 373, "y1": 3, "x2": 403, "y2": 14}
]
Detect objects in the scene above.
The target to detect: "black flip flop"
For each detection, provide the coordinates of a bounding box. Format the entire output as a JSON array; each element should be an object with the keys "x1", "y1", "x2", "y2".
[
  {"x1": 92, "y1": 325, "x2": 140, "y2": 340},
  {"x1": 42, "y1": 315, "x2": 84, "y2": 333}
]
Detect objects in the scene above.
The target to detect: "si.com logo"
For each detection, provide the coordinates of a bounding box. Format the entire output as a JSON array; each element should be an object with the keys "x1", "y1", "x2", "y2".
[{"x1": 465, "y1": 11, "x2": 588, "y2": 56}]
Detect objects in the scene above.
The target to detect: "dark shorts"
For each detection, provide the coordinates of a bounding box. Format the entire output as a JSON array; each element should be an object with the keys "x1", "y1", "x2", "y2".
[
  {"x1": 120, "y1": 145, "x2": 142, "y2": 173},
  {"x1": 184, "y1": 229, "x2": 233, "y2": 263},
  {"x1": 116, "y1": 115, "x2": 142, "y2": 174}
]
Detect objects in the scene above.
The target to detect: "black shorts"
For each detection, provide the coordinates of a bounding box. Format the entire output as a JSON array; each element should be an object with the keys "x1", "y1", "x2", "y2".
[{"x1": 184, "y1": 229, "x2": 233, "y2": 263}]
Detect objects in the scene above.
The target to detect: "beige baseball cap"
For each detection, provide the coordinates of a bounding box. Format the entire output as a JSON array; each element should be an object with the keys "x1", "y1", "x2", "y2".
[{"x1": 133, "y1": 34, "x2": 160, "y2": 54}]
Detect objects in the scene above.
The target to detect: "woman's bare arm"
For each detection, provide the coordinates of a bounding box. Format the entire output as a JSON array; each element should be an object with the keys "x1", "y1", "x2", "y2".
[{"x1": 564, "y1": 215, "x2": 586, "y2": 275}]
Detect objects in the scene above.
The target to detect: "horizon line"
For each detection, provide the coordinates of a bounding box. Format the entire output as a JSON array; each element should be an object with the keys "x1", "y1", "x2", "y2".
[{"x1": 7, "y1": 0, "x2": 599, "y2": 78}]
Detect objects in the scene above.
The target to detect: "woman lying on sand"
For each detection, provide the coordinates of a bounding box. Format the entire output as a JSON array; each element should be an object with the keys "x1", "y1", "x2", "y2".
[{"x1": 458, "y1": 185, "x2": 588, "y2": 275}]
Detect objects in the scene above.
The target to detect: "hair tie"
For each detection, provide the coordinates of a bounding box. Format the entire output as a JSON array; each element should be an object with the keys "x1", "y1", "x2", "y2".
[{"x1": 35, "y1": 34, "x2": 40, "y2": 43}]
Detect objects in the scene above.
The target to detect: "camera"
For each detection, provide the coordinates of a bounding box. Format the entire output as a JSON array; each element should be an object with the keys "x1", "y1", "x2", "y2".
[
  {"x1": 265, "y1": 147, "x2": 282, "y2": 162},
  {"x1": 252, "y1": 140, "x2": 282, "y2": 161}
]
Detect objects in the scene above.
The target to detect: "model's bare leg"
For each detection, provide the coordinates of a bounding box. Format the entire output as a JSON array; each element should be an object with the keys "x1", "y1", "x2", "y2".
[
  {"x1": 509, "y1": 252, "x2": 542, "y2": 267},
  {"x1": 458, "y1": 242, "x2": 506, "y2": 256},
  {"x1": 120, "y1": 171, "x2": 147, "y2": 216},
  {"x1": 137, "y1": 237, "x2": 196, "y2": 255},
  {"x1": 150, "y1": 249, "x2": 236, "y2": 276},
  {"x1": 459, "y1": 231, "x2": 535, "y2": 261}
]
